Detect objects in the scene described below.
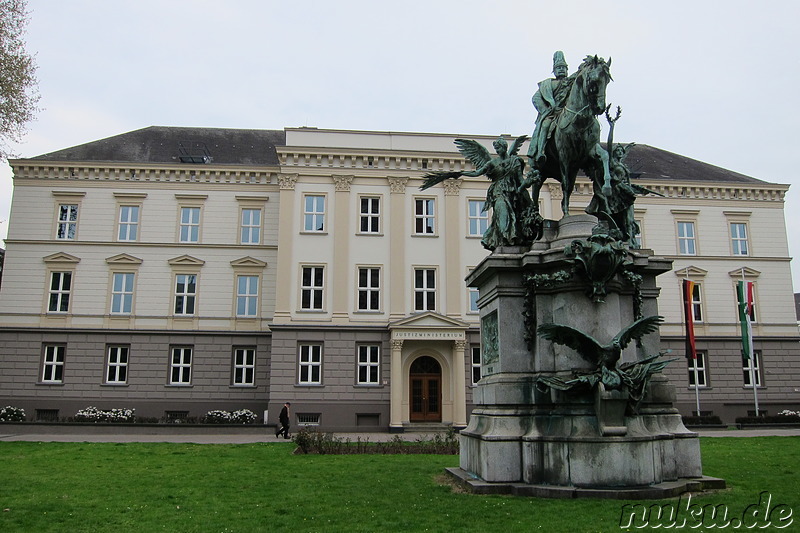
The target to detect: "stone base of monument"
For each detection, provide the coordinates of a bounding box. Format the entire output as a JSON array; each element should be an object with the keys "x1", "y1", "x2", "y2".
[{"x1": 452, "y1": 215, "x2": 724, "y2": 498}]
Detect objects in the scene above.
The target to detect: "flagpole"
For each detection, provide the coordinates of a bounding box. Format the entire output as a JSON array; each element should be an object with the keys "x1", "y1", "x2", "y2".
[
  {"x1": 684, "y1": 276, "x2": 701, "y2": 416},
  {"x1": 739, "y1": 271, "x2": 760, "y2": 416}
]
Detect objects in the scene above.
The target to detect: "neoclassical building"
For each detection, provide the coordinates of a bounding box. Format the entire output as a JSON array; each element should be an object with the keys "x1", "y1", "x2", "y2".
[{"x1": 0, "y1": 126, "x2": 797, "y2": 428}]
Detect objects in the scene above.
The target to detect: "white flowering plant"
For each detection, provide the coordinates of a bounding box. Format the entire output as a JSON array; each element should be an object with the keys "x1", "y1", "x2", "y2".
[
  {"x1": 204, "y1": 410, "x2": 232, "y2": 424},
  {"x1": 0, "y1": 406, "x2": 26, "y2": 422},
  {"x1": 74, "y1": 406, "x2": 135, "y2": 423},
  {"x1": 231, "y1": 409, "x2": 257, "y2": 424},
  {"x1": 203, "y1": 409, "x2": 258, "y2": 424},
  {"x1": 778, "y1": 410, "x2": 800, "y2": 418}
]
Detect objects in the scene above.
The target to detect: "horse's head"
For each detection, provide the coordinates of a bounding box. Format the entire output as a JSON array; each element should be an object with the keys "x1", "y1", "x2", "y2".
[{"x1": 576, "y1": 55, "x2": 612, "y2": 116}]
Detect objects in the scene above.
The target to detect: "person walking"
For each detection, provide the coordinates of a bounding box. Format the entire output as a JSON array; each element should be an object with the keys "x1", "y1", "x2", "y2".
[{"x1": 276, "y1": 402, "x2": 291, "y2": 439}]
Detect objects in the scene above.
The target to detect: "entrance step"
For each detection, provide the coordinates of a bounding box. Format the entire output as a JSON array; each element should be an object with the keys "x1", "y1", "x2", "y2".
[{"x1": 402, "y1": 422, "x2": 452, "y2": 433}]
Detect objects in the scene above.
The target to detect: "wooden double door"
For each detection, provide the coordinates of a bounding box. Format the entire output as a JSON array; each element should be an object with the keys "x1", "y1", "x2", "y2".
[{"x1": 409, "y1": 356, "x2": 441, "y2": 422}]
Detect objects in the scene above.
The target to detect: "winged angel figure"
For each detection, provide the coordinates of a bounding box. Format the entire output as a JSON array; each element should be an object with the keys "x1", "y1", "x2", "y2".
[
  {"x1": 421, "y1": 136, "x2": 542, "y2": 250},
  {"x1": 537, "y1": 315, "x2": 664, "y2": 390}
]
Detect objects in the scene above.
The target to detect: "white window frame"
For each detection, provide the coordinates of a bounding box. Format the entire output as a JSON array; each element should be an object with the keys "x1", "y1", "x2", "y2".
[
  {"x1": 106, "y1": 345, "x2": 129, "y2": 385},
  {"x1": 236, "y1": 275, "x2": 259, "y2": 317},
  {"x1": 240, "y1": 208, "x2": 262, "y2": 245},
  {"x1": 357, "y1": 267, "x2": 381, "y2": 312},
  {"x1": 677, "y1": 220, "x2": 697, "y2": 255},
  {"x1": 169, "y1": 346, "x2": 193, "y2": 385},
  {"x1": 303, "y1": 194, "x2": 326, "y2": 233},
  {"x1": 233, "y1": 347, "x2": 256, "y2": 386},
  {"x1": 300, "y1": 265, "x2": 325, "y2": 311},
  {"x1": 48, "y1": 271, "x2": 72, "y2": 313},
  {"x1": 110, "y1": 272, "x2": 135, "y2": 315},
  {"x1": 632, "y1": 218, "x2": 644, "y2": 248},
  {"x1": 730, "y1": 222, "x2": 749, "y2": 256},
  {"x1": 468, "y1": 286, "x2": 480, "y2": 314},
  {"x1": 298, "y1": 343, "x2": 322, "y2": 385},
  {"x1": 688, "y1": 351, "x2": 708, "y2": 388},
  {"x1": 179, "y1": 206, "x2": 201, "y2": 243},
  {"x1": 174, "y1": 274, "x2": 197, "y2": 316},
  {"x1": 743, "y1": 350, "x2": 762, "y2": 388},
  {"x1": 471, "y1": 345, "x2": 482, "y2": 385},
  {"x1": 117, "y1": 205, "x2": 140, "y2": 242},
  {"x1": 414, "y1": 197, "x2": 436, "y2": 235},
  {"x1": 359, "y1": 196, "x2": 381, "y2": 234},
  {"x1": 357, "y1": 344, "x2": 380, "y2": 385},
  {"x1": 56, "y1": 204, "x2": 79, "y2": 240},
  {"x1": 690, "y1": 281, "x2": 704, "y2": 323},
  {"x1": 467, "y1": 199, "x2": 489, "y2": 237},
  {"x1": 41, "y1": 345, "x2": 66, "y2": 383},
  {"x1": 414, "y1": 268, "x2": 437, "y2": 311}
]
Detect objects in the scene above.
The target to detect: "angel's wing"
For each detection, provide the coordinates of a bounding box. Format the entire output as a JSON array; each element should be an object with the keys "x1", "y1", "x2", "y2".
[
  {"x1": 454, "y1": 139, "x2": 492, "y2": 169},
  {"x1": 613, "y1": 315, "x2": 663, "y2": 350},
  {"x1": 419, "y1": 171, "x2": 465, "y2": 191},
  {"x1": 537, "y1": 323, "x2": 603, "y2": 365},
  {"x1": 508, "y1": 135, "x2": 529, "y2": 157}
]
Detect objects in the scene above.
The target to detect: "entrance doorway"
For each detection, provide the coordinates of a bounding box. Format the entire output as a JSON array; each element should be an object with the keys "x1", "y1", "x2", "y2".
[{"x1": 409, "y1": 356, "x2": 442, "y2": 422}]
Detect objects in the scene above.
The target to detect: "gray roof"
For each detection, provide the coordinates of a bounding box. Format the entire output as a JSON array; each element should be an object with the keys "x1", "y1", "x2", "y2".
[
  {"x1": 622, "y1": 144, "x2": 764, "y2": 185},
  {"x1": 28, "y1": 126, "x2": 286, "y2": 166},
  {"x1": 25, "y1": 126, "x2": 767, "y2": 184}
]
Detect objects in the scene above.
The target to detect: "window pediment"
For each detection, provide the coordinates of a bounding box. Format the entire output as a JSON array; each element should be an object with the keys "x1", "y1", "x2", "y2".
[
  {"x1": 43, "y1": 252, "x2": 81, "y2": 264},
  {"x1": 167, "y1": 255, "x2": 205, "y2": 267},
  {"x1": 105, "y1": 253, "x2": 143, "y2": 265},
  {"x1": 230, "y1": 256, "x2": 267, "y2": 268}
]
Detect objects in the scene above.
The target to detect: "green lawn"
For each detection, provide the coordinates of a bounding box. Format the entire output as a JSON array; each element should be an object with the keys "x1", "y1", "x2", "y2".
[{"x1": 0, "y1": 437, "x2": 797, "y2": 532}]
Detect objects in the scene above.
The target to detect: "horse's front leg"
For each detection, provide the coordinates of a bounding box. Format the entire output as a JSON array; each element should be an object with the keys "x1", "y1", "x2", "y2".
[{"x1": 594, "y1": 143, "x2": 612, "y2": 197}]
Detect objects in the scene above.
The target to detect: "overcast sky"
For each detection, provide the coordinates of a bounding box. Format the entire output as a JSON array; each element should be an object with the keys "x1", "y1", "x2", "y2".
[{"x1": 2, "y1": 0, "x2": 799, "y2": 286}]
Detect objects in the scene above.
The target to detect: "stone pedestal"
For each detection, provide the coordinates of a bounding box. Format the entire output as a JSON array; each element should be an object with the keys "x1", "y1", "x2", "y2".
[{"x1": 453, "y1": 215, "x2": 723, "y2": 498}]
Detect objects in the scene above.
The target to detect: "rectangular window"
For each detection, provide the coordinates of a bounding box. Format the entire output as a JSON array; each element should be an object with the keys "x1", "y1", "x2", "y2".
[
  {"x1": 303, "y1": 195, "x2": 325, "y2": 232},
  {"x1": 414, "y1": 268, "x2": 436, "y2": 311},
  {"x1": 414, "y1": 198, "x2": 435, "y2": 235},
  {"x1": 110, "y1": 273, "x2": 135, "y2": 314},
  {"x1": 301, "y1": 266, "x2": 324, "y2": 310},
  {"x1": 471, "y1": 346, "x2": 482, "y2": 385},
  {"x1": 241, "y1": 208, "x2": 262, "y2": 244},
  {"x1": 632, "y1": 219, "x2": 643, "y2": 248},
  {"x1": 48, "y1": 271, "x2": 72, "y2": 313},
  {"x1": 106, "y1": 345, "x2": 129, "y2": 384},
  {"x1": 677, "y1": 221, "x2": 696, "y2": 255},
  {"x1": 299, "y1": 344, "x2": 322, "y2": 384},
  {"x1": 468, "y1": 287, "x2": 480, "y2": 313},
  {"x1": 357, "y1": 267, "x2": 380, "y2": 311},
  {"x1": 179, "y1": 207, "x2": 201, "y2": 243},
  {"x1": 731, "y1": 222, "x2": 749, "y2": 256},
  {"x1": 169, "y1": 347, "x2": 192, "y2": 385},
  {"x1": 357, "y1": 345, "x2": 380, "y2": 385},
  {"x1": 743, "y1": 351, "x2": 762, "y2": 387},
  {"x1": 359, "y1": 197, "x2": 380, "y2": 234},
  {"x1": 688, "y1": 351, "x2": 707, "y2": 388},
  {"x1": 690, "y1": 282, "x2": 703, "y2": 322},
  {"x1": 41, "y1": 345, "x2": 65, "y2": 383},
  {"x1": 236, "y1": 275, "x2": 259, "y2": 317},
  {"x1": 468, "y1": 200, "x2": 489, "y2": 237},
  {"x1": 174, "y1": 274, "x2": 197, "y2": 315},
  {"x1": 118, "y1": 206, "x2": 140, "y2": 241},
  {"x1": 233, "y1": 347, "x2": 256, "y2": 386},
  {"x1": 56, "y1": 204, "x2": 78, "y2": 240}
]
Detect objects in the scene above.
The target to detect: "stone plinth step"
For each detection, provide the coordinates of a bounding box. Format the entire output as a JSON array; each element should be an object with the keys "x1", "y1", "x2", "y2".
[{"x1": 445, "y1": 467, "x2": 726, "y2": 500}]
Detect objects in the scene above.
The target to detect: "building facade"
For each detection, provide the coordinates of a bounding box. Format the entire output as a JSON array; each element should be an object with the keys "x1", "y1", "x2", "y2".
[{"x1": 0, "y1": 126, "x2": 797, "y2": 428}]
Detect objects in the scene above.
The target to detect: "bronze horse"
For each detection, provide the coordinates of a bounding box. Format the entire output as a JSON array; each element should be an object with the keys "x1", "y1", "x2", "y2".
[{"x1": 528, "y1": 55, "x2": 613, "y2": 220}]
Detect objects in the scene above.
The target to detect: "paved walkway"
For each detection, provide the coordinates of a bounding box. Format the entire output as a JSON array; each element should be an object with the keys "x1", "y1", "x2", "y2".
[{"x1": 0, "y1": 427, "x2": 798, "y2": 444}]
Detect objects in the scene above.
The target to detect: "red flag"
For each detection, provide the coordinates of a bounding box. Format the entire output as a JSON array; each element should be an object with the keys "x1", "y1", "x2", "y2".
[{"x1": 682, "y1": 279, "x2": 697, "y2": 359}]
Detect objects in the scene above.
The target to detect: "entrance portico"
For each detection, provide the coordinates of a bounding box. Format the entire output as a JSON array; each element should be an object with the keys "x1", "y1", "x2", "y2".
[{"x1": 388, "y1": 312, "x2": 469, "y2": 431}]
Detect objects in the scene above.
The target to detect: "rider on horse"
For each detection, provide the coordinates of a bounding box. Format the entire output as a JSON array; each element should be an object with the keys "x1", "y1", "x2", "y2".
[{"x1": 527, "y1": 51, "x2": 575, "y2": 168}]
